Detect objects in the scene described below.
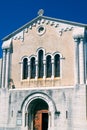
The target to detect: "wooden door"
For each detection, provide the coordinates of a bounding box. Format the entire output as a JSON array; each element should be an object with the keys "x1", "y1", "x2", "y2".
[{"x1": 33, "y1": 110, "x2": 48, "y2": 130}]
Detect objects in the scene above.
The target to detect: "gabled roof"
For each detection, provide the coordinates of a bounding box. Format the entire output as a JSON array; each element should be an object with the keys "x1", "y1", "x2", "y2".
[{"x1": 2, "y1": 10, "x2": 87, "y2": 41}]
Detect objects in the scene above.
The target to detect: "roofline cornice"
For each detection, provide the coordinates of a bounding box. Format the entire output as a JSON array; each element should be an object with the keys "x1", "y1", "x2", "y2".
[{"x1": 2, "y1": 15, "x2": 87, "y2": 41}]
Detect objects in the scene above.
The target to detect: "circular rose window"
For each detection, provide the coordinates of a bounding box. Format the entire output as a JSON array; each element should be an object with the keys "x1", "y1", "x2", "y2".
[{"x1": 37, "y1": 26, "x2": 46, "y2": 35}]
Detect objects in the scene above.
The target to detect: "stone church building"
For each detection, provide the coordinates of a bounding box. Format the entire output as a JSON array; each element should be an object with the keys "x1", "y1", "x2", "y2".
[{"x1": 0, "y1": 10, "x2": 87, "y2": 130}]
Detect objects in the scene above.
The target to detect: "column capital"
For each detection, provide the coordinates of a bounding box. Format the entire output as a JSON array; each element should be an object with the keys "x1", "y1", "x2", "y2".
[
  {"x1": 28, "y1": 61, "x2": 30, "y2": 66},
  {"x1": 80, "y1": 37, "x2": 84, "y2": 42},
  {"x1": 73, "y1": 37, "x2": 79, "y2": 43},
  {"x1": 35, "y1": 60, "x2": 38, "y2": 65},
  {"x1": 73, "y1": 27, "x2": 84, "y2": 39},
  {"x1": 51, "y1": 58, "x2": 54, "y2": 64},
  {"x1": 7, "y1": 48, "x2": 10, "y2": 52}
]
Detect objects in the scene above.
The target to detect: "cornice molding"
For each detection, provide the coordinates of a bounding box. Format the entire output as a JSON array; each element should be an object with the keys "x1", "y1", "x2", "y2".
[
  {"x1": 11, "y1": 19, "x2": 74, "y2": 42},
  {"x1": 2, "y1": 14, "x2": 86, "y2": 42}
]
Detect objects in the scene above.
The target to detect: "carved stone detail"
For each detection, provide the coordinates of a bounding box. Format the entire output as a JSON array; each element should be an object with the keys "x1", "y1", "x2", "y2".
[
  {"x1": 12, "y1": 18, "x2": 74, "y2": 42},
  {"x1": 73, "y1": 27, "x2": 84, "y2": 39}
]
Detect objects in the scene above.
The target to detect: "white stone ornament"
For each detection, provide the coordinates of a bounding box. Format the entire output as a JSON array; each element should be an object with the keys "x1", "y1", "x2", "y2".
[{"x1": 38, "y1": 9, "x2": 44, "y2": 16}]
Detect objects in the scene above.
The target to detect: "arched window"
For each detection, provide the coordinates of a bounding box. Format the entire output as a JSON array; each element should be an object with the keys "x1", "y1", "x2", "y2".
[
  {"x1": 30, "y1": 57, "x2": 36, "y2": 79},
  {"x1": 54, "y1": 54, "x2": 60, "y2": 77},
  {"x1": 38, "y1": 50, "x2": 43, "y2": 78},
  {"x1": 23, "y1": 58, "x2": 28, "y2": 79},
  {"x1": 46, "y1": 55, "x2": 52, "y2": 78}
]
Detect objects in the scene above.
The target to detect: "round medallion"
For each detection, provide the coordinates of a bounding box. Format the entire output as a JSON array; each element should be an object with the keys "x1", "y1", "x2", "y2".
[{"x1": 37, "y1": 26, "x2": 46, "y2": 36}]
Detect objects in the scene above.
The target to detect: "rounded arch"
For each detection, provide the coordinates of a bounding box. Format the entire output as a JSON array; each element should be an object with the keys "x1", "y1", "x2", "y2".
[
  {"x1": 53, "y1": 52, "x2": 62, "y2": 78},
  {"x1": 21, "y1": 92, "x2": 57, "y2": 128},
  {"x1": 46, "y1": 54, "x2": 52, "y2": 78},
  {"x1": 29, "y1": 56, "x2": 36, "y2": 79},
  {"x1": 20, "y1": 56, "x2": 29, "y2": 63},
  {"x1": 36, "y1": 47, "x2": 46, "y2": 55},
  {"x1": 29, "y1": 55, "x2": 36, "y2": 61},
  {"x1": 53, "y1": 51, "x2": 62, "y2": 58},
  {"x1": 36, "y1": 47, "x2": 46, "y2": 60},
  {"x1": 45, "y1": 53, "x2": 52, "y2": 58},
  {"x1": 21, "y1": 92, "x2": 57, "y2": 112},
  {"x1": 20, "y1": 56, "x2": 28, "y2": 80}
]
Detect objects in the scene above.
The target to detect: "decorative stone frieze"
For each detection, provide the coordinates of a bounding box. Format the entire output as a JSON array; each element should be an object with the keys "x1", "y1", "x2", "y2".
[
  {"x1": 13, "y1": 31, "x2": 24, "y2": 42},
  {"x1": 12, "y1": 20, "x2": 74, "y2": 42}
]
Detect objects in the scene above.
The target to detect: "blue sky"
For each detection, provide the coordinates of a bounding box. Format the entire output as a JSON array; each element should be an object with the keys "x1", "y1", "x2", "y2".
[{"x1": 0, "y1": 0, "x2": 87, "y2": 57}]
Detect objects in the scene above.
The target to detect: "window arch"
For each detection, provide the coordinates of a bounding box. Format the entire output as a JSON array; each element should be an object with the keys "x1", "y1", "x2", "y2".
[
  {"x1": 38, "y1": 50, "x2": 44, "y2": 78},
  {"x1": 30, "y1": 57, "x2": 36, "y2": 79},
  {"x1": 46, "y1": 55, "x2": 52, "y2": 78},
  {"x1": 54, "y1": 54, "x2": 60, "y2": 77},
  {"x1": 23, "y1": 58, "x2": 28, "y2": 79}
]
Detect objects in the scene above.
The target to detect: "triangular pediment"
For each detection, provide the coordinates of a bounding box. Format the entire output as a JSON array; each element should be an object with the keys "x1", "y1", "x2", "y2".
[{"x1": 2, "y1": 12, "x2": 87, "y2": 42}]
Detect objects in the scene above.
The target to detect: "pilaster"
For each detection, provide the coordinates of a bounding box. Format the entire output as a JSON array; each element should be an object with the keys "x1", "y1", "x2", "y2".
[
  {"x1": 51, "y1": 58, "x2": 54, "y2": 79},
  {"x1": 28, "y1": 61, "x2": 31, "y2": 79},
  {"x1": 43, "y1": 59, "x2": 46, "y2": 79},
  {"x1": 79, "y1": 37, "x2": 85, "y2": 84},
  {"x1": 35, "y1": 60, "x2": 38, "y2": 80},
  {"x1": 2, "y1": 49, "x2": 6, "y2": 88},
  {"x1": 73, "y1": 27, "x2": 85, "y2": 85},
  {"x1": 5, "y1": 49, "x2": 10, "y2": 88},
  {"x1": 73, "y1": 38, "x2": 79, "y2": 84}
]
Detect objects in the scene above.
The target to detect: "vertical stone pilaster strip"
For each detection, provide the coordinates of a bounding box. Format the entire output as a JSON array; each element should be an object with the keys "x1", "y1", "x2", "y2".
[
  {"x1": 35, "y1": 60, "x2": 38, "y2": 79},
  {"x1": 43, "y1": 59, "x2": 46, "y2": 79},
  {"x1": 28, "y1": 61, "x2": 30, "y2": 79},
  {"x1": 5, "y1": 49, "x2": 10, "y2": 88},
  {"x1": 74, "y1": 38, "x2": 79, "y2": 84},
  {"x1": 2, "y1": 49, "x2": 6, "y2": 88},
  {"x1": 79, "y1": 37, "x2": 85, "y2": 84},
  {"x1": 51, "y1": 58, "x2": 54, "y2": 79}
]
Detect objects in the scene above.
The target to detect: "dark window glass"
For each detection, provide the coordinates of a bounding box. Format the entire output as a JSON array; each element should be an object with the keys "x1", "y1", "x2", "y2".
[
  {"x1": 23, "y1": 58, "x2": 28, "y2": 79},
  {"x1": 66, "y1": 111, "x2": 68, "y2": 119},
  {"x1": 31, "y1": 57, "x2": 36, "y2": 78},
  {"x1": 38, "y1": 50, "x2": 43, "y2": 78},
  {"x1": 54, "y1": 54, "x2": 60, "y2": 77},
  {"x1": 46, "y1": 55, "x2": 52, "y2": 77}
]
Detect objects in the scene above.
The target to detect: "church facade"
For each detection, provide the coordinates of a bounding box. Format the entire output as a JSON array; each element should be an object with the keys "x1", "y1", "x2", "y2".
[{"x1": 0, "y1": 10, "x2": 87, "y2": 130}]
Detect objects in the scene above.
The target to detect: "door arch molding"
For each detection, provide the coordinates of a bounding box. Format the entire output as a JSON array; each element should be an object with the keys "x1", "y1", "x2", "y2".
[{"x1": 21, "y1": 92, "x2": 57, "y2": 130}]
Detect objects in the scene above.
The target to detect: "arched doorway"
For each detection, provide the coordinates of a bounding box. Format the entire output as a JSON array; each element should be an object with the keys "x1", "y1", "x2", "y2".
[
  {"x1": 22, "y1": 92, "x2": 56, "y2": 130},
  {"x1": 28, "y1": 99, "x2": 48, "y2": 130}
]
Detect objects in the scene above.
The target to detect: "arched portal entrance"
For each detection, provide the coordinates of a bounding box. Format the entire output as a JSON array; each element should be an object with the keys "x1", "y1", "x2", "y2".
[
  {"x1": 29, "y1": 99, "x2": 48, "y2": 130},
  {"x1": 22, "y1": 92, "x2": 56, "y2": 130}
]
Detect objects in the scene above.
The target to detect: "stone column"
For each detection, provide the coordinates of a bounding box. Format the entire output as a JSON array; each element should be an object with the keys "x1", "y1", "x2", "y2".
[
  {"x1": 35, "y1": 60, "x2": 38, "y2": 79},
  {"x1": 74, "y1": 38, "x2": 79, "y2": 84},
  {"x1": 25, "y1": 112, "x2": 28, "y2": 126},
  {"x1": 79, "y1": 37, "x2": 85, "y2": 84},
  {"x1": 51, "y1": 58, "x2": 54, "y2": 79},
  {"x1": 73, "y1": 27, "x2": 85, "y2": 85},
  {"x1": 43, "y1": 59, "x2": 46, "y2": 79},
  {"x1": 28, "y1": 61, "x2": 31, "y2": 79},
  {"x1": 5, "y1": 49, "x2": 10, "y2": 88},
  {"x1": 2, "y1": 49, "x2": 6, "y2": 88}
]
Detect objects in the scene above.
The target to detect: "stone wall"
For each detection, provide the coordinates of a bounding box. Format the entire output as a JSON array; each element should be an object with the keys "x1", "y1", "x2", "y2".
[
  {"x1": 11, "y1": 23, "x2": 75, "y2": 88},
  {"x1": 0, "y1": 87, "x2": 74, "y2": 129}
]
